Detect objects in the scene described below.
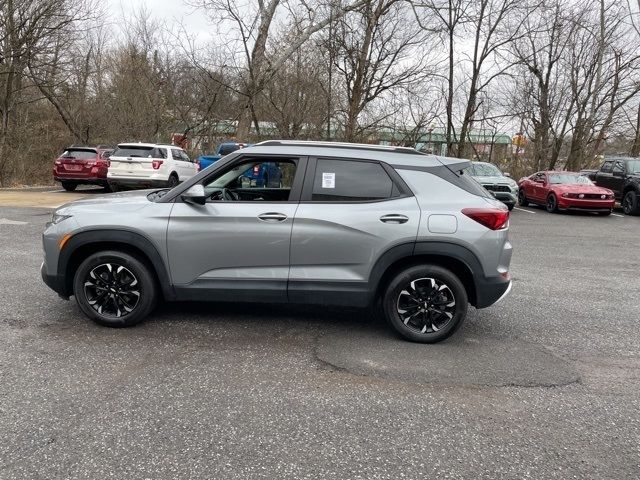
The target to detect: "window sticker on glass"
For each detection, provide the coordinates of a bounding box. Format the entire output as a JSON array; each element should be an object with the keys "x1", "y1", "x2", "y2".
[{"x1": 322, "y1": 172, "x2": 335, "y2": 189}]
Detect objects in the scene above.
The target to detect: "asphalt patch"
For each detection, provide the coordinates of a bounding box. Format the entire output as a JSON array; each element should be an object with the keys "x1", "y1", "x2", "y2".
[{"x1": 316, "y1": 324, "x2": 579, "y2": 387}]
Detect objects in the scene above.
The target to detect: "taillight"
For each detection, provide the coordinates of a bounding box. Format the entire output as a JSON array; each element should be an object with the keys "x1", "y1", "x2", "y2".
[
  {"x1": 462, "y1": 208, "x2": 509, "y2": 230},
  {"x1": 152, "y1": 160, "x2": 163, "y2": 169}
]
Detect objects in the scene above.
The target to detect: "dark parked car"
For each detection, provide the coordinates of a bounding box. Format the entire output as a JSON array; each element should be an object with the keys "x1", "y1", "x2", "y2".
[
  {"x1": 581, "y1": 157, "x2": 640, "y2": 215},
  {"x1": 518, "y1": 171, "x2": 614, "y2": 214},
  {"x1": 53, "y1": 146, "x2": 113, "y2": 191}
]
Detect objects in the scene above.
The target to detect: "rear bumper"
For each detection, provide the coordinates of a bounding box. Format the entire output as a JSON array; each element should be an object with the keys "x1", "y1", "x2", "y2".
[
  {"x1": 108, "y1": 178, "x2": 168, "y2": 188},
  {"x1": 474, "y1": 274, "x2": 512, "y2": 308}
]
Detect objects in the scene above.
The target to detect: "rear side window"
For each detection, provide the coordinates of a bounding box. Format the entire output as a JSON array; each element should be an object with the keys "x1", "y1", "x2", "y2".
[
  {"x1": 311, "y1": 159, "x2": 397, "y2": 202},
  {"x1": 60, "y1": 149, "x2": 97, "y2": 160},
  {"x1": 113, "y1": 146, "x2": 153, "y2": 157}
]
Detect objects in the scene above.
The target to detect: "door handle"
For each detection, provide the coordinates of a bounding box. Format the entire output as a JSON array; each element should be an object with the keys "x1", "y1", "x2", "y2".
[
  {"x1": 380, "y1": 214, "x2": 409, "y2": 224},
  {"x1": 258, "y1": 212, "x2": 288, "y2": 222}
]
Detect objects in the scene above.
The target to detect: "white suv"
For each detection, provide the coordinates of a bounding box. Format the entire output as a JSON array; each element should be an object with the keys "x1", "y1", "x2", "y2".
[{"x1": 107, "y1": 143, "x2": 197, "y2": 191}]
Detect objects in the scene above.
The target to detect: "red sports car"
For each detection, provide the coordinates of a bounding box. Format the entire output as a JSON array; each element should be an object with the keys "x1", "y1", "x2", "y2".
[
  {"x1": 53, "y1": 146, "x2": 113, "y2": 191},
  {"x1": 518, "y1": 171, "x2": 615, "y2": 215}
]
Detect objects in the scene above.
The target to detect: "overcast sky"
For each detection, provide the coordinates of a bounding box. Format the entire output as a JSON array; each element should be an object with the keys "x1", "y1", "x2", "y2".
[{"x1": 108, "y1": 0, "x2": 213, "y2": 40}]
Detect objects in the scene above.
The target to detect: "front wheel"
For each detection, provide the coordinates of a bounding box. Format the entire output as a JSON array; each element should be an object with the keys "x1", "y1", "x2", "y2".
[
  {"x1": 382, "y1": 265, "x2": 468, "y2": 343},
  {"x1": 622, "y1": 190, "x2": 640, "y2": 216},
  {"x1": 546, "y1": 194, "x2": 558, "y2": 213},
  {"x1": 518, "y1": 190, "x2": 529, "y2": 207},
  {"x1": 73, "y1": 251, "x2": 157, "y2": 328}
]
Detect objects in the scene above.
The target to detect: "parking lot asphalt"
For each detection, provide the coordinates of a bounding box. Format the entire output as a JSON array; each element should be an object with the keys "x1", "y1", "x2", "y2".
[{"x1": 1, "y1": 192, "x2": 639, "y2": 479}]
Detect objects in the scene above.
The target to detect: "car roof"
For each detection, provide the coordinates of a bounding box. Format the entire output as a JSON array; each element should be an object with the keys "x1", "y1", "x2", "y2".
[{"x1": 247, "y1": 140, "x2": 466, "y2": 169}]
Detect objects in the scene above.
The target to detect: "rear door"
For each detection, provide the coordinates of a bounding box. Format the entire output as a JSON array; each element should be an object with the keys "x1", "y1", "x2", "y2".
[
  {"x1": 171, "y1": 148, "x2": 194, "y2": 179},
  {"x1": 289, "y1": 157, "x2": 420, "y2": 306}
]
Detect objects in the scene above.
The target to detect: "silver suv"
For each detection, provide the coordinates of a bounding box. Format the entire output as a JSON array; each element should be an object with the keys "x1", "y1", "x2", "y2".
[{"x1": 41, "y1": 141, "x2": 513, "y2": 343}]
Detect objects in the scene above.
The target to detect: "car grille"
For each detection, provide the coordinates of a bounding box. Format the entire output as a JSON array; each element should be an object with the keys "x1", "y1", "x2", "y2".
[
  {"x1": 482, "y1": 184, "x2": 511, "y2": 193},
  {"x1": 564, "y1": 193, "x2": 611, "y2": 200}
]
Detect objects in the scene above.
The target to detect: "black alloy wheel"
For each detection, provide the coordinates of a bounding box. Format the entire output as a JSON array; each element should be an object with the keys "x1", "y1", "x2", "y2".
[
  {"x1": 546, "y1": 194, "x2": 558, "y2": 213},
  {"x1": 84, "y1": 263, "x2": 141, "y2": 318},
  {"x1": 623, "y1": 190, "x2": 640, "y2": 215},
  {"x1": 396, "y1": 278, "x2": 457, "y2": 334},
  {"x1": 73, "y1": 251, "x2": 157, "y2": 327},
  {"x1": 383, "y1": 265, "x2": 468, "y2": 343}
]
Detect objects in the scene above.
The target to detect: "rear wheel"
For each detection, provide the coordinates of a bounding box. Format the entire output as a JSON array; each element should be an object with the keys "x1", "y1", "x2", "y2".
[
  {"x1": 167, "y1": 173, "x2": 179, "y2": 188},
  {"x1": 622, "y1": 190, "x2": 640, "y2": 216},
  {"x1": 108, "y1": 182, "x2": 120, "y2": 193},
  {"x1": 518, "y1": 190, "x2": 529, "y2": 207},
  {"x1": 546, "y1": 193, "x2": 558, "y2": 213},
  {"x1": 73, "y1": 251, "x2": 157, "y2": 328},
  {"x1": 382, "y1": 265, "x2": 468, "y2": 343},
  {"x1": 61, "y1": 181, "x2": 77, "y2": 192}
]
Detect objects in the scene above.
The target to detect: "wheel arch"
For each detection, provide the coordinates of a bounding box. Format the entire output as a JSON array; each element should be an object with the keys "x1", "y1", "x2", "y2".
[
  {"x1": 58, "y1": 230, "x2": 174, "y2": 300},
  {"x1": 370, "y1": 242, "x2": 480, "y2": 307}
]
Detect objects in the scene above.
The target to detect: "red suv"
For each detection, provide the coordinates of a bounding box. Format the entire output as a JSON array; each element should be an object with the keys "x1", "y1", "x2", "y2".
[{"x1": 53, "y1": 146, "x2": 113, "y2": 191}]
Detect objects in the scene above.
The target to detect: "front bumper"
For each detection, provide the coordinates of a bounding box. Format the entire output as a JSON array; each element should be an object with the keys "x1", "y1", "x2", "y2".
[
  {"x1": 41, "y1": 261, "x2": 68, "y2": 299},
  {"x1": 557, "y1": 198, "x2": 614, "y2": 212}
]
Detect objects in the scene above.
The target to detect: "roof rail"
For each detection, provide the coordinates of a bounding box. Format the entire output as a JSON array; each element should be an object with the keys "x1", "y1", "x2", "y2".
[{"x1": 254, "y1": 140, "x2": 425, "y2": 155}]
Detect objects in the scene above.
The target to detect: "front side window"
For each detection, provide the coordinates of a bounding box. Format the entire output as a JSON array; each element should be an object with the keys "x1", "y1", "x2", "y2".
[
  {"x1": 203, "y1": 159, "x2": 297, "y2": 202},
  {"x1": 613, "y1": 161, "x2": 625, "y2": 174},
  {"x1": 311, "y1": 159, "x2": 397, "y2": 202},
  {"x1": 601, "y1": 161, "x2": 613, "y2": 173}
]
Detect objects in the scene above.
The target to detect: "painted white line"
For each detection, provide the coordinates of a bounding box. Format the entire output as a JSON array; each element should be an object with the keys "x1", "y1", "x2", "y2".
[
  {"x1": 611, "y1": 213, "x2": 623, "y2": 217},
  {"x1": 0, "y1": 218, "x2": 28, "y2": 225},
  {"x1": 514, "y1": 207, "x2": 537, "y2": 214}
]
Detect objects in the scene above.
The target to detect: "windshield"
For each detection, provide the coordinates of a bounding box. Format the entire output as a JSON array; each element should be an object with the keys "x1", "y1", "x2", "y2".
[
  {"x1": 471, "y1": 163, "x2": 502, "y2": 177},
  {"x1": 60, "y1": 149, "x2": 97, "y2": 160},
  {"x1": 549, "y1": 174, "x2": 593, "y2": 185},
  {"x1": 113, "y1": 146, "x2": 154, "y2": 158},
  {"x1": 628, "y1": 160, "x2": 640, "y2": 174}
]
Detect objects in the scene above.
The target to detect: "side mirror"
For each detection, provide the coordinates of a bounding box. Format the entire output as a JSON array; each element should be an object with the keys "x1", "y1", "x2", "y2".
[
  {"x1": 503, "y1": 172, "x2": 511, "y2": 177},
  {"x1": 181, "y1": 184, "x2": 206, "y2": 205}
]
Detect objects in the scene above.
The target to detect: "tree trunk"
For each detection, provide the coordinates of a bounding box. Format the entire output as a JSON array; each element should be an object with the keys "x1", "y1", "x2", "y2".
[{"x1": 631, "y1": 104, "x2": 640, "y2": 157}]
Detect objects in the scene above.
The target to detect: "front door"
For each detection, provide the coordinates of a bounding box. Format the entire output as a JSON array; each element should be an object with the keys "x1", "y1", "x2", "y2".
[{"x1": 167, "y1": 156, "x2": 305, "y2": 301}]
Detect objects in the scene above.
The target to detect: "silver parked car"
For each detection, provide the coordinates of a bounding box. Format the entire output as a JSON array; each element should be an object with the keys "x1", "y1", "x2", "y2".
[
  {"x1": 41, "y1": 141, "x2": 513, "y2": 343},
  {"x1": 464, "y1": 161, "x2": 519, "y2": 211}
]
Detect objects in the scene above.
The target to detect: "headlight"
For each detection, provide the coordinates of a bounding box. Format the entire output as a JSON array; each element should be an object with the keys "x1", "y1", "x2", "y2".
[{"x1": 51, "y1": 213, "x2": 72, "y2": 225}]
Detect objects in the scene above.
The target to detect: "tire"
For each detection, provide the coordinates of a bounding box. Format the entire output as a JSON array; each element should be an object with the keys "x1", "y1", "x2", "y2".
[
  {"x1": 622, "y1": 190, "x2": 640, "y2": 216},
  {"x1": 61, "y1": 181, "x2": 77, "y2": 192},
  {"x1": 167, "y1": 173, "x2": 179, "y2": 188},
  {"x1": 546, "y1": 193, "x2": 558, "y2": 213},
  {"x1": 382, "y1": 265, "x2": 468, "y2": 343},
  {"x1": 518, "y1": 190, "x2": 529, "y2": 207},
  {"x1": 507, "y1": 203, "x2": 515, "y2": 211},
  {"x1": 72, "y1": 250, "x2": 157, "y2": 328},
  {"x1": 109, "y1": 182, "x2": 120, "y2": 193}
]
